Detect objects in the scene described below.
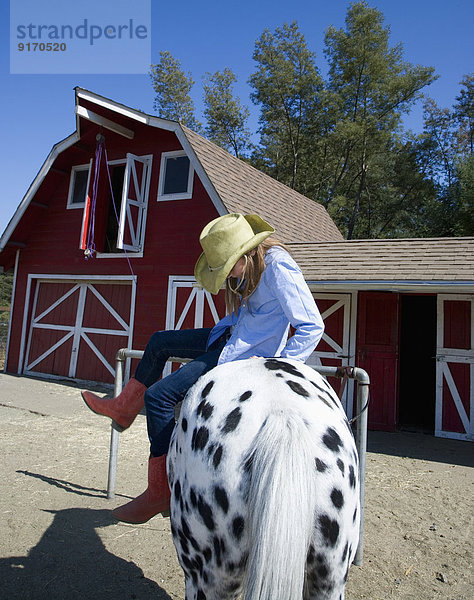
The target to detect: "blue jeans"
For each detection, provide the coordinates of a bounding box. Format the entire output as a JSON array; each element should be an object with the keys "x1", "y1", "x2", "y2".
[{"x1": 134, "y1": 328, "x2": 228, "y2": 457}]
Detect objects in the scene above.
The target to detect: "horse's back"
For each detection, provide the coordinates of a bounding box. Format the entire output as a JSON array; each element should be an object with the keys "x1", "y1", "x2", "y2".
[{"x1": 168, "y1": 358, "x2": 360, "y2": 600}]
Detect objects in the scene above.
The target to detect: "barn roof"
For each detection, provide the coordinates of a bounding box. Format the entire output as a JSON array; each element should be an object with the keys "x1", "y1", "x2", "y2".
[
  {"x1": 181, "y1": 126, "x2": 342, "y2": 242},
  {"x1": 0, "y1": 88, "x2": 341, "y2": 266},
  {"x1": 288, "y1": 237, "x2": 474, "y2": 291}
]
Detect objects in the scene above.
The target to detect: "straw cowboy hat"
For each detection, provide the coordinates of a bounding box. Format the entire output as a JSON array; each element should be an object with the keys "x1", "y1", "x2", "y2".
[{"x1": 194, "y1": 213, "x2": 275, "y2": 294}]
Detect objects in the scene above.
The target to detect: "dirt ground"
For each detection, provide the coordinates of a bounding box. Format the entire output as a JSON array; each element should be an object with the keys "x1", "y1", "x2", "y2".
[{"x1": 0, "y1": 372, "x2": 472, "y2": 600}]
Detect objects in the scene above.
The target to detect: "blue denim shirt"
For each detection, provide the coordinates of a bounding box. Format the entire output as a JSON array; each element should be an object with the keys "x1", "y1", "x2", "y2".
[{"x1": 207, "y1": 247, "x2": 324, "y2": 364}]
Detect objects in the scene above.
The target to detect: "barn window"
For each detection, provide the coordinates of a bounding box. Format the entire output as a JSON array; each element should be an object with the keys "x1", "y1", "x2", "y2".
[
  {"x1": 67, "y1": 162, "x2": 92, "y2": 208},
  {"x1": 158, "y1": 150, "x2": 194, "y2": 201},
  {"x1": 80, "y1": 153, "x2": 153, "y2": 255}
]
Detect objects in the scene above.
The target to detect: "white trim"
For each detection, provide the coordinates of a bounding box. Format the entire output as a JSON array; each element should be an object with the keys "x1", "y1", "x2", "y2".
[
  {"x1": 435, "y1": 294, "x2": 474, "y2": 441},
  {"x1": 75, "y1": 88, "x2": 228, "y2": 215},
  {"x1": 3, "y1": 249, "x2": 20, "y2": 373},
  {"x1": 117, "y1": 153, "x2": 153, "y2": 252},
  {"x1": 0, "y1": 132, "x2": 79, "y2": 252},
  {"x1": 157, "y1": 150, "x2": 194, "y2": 201},
  {"x1": 67, "y1": 161, "x2": 92, "y2": 209},
  {"x1": 307, "y1": 292, "x2": 354, "y2": 416},
  {"x1": 164, "y1": 275, "x2": 223, "y2": 376},
  {"x1": 307, "y1": 281, "x2": 474, "y2": 293},
  {"x1": 19, "y1": 274, "x2": 135, "y2": 377},
  {"x1": 75, "y1": 105, "x2": 135, "y2": 139}
]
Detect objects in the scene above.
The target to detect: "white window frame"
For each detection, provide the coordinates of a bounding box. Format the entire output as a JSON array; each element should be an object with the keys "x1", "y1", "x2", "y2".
[
  {"x1": 67, "y1": 161, "x2": 92, "y2": 209},
  {"x1": 157, "y1": 150, "x2": 194, "y2": 201},
  {"x1": 78, "y1": 154, "x2": 152, "y2": 258},
  {"x1": 117, "y1": 153, "x2": 153, "y2": 252}
]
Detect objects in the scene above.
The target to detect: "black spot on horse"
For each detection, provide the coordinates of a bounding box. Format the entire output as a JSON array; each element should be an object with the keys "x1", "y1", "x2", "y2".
[
  {"x1": 232, "y1": 515, "x2": 245, "y2": 541},
  {"x1": 214, "y1": 485, "x2": 229, "y2": 514},
  {"x1": 319, "y1": 514, "x2": 340, "y2": 547},
  {"x1": 349, "y1": 464, "x2": 357, "y2": 488},
  {"x1": 213, "y1": 536, "x2": 227, "y2": 567},
  {"x1": 315, "y1": 458, "x2": 328, "y2": 473},
  {"x1": 310, "y1": 381, "x2": 336, "y2": 408},
  {"x1": 353, "y1": 507, "x2": 358, "y2": 523},
  {"x1": 239, "y1": 390, "x2": 252, "y2": 402},
  {"x1": 197, "y1": 496, "x2": 215, "y2": 531},
  {"x1": 222, "y1": 407, "x2": 242, "y2": 434},
  {"x1": 226, "y1": 580, "x2": 241, "y2": 594},
  {"x1": 323, "y1": 427, "x2": 344, "y2": 452},
  {"x1": 197, "y1": 400, "x2": 214, "y2": 420},
  {"x1": 174, "y1": 480, "x2": 182, "y2": 502},
  {"x1": 307, "y1": 544, "x2": 316, "y2": 564},
  {"x1": 181, "y1": 417, "x2": 188, "y2": 432},
  {"x1": 190, "y1": 487, "x2": 198, "y2": 508},
  {"x1": 264, "y1": 358, "x2": 305, "y2": 378},
  {"x1": 318, "y1": 564, "x2": 329, "y2": 578},
  {"x1": 201, "y1": 381, "x2": 214, "y2": 398},
  {"x1": 196, "y1": 590, "x2": 207, "y2": 600},
  {"x1": 192, "y1": 426, "x2": 210, "y2": 451},
  {"x1": 286, "y1": 380, "x2": 310, "y2": 397},
  {"x1": 213, "y1": 445, "x2": 223, "y2": 469},
  {"x1": 341, "y1": 542, "x2": 349, "y2": 563},
  {"x1": 337, "y1": 459, "x2": 345, "y2": 475},
  {"x1": 331, "y1": 488, "x2": 344, "y2": 510},
  {"x1": 203, "y1": 547, "x2": 212, "y2": 562}
]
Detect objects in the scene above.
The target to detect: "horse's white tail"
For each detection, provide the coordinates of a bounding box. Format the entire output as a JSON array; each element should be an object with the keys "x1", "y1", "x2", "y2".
[{"x1": 243, "y1": 410, "x2": 317, "y2": 600}]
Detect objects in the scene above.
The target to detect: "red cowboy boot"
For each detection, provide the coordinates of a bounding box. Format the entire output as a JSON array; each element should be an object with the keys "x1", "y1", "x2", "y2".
[
  {"x1": 81, "y1": 377, "x2": 146, "y2": 432},
  {"x1": 111, "y1": 455, "x2": 171, "y2": 523}
]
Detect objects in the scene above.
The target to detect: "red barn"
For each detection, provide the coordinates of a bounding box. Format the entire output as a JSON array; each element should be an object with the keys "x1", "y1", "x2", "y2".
[
  {"x1": 0, "y1": 87, "x2": 341, "y2": 384},
  {"x1": 1, "y1": 88, "x2": 473, "y2": 442}
]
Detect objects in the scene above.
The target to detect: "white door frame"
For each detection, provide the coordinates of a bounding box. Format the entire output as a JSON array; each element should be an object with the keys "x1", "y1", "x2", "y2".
[
  {"x1": 307, "y1": 292, "x2": 357, "y2": 417},
  {"x1": 19, "y1": 274, "x2": 136, "y2": 382},
  {"x1": 436, "y1": 294, "x2": 474, "y2": 440},
  {"x1": 164, "y1": 276, "x2": 222, "y2": 376}
]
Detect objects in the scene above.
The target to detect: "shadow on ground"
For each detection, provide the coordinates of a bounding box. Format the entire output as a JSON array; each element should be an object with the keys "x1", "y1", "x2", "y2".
[
  {"x1": 0, "y1": 507, "x2": 172, "y2": 600},
  {"x1": 367, "y1": 430, "x2": 474, "y2": 467}
]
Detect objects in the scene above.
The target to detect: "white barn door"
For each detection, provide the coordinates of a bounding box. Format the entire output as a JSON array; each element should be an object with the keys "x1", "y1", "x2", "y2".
[
  {"x1": 436, "y1": 294, "x2": 474, "y2": 441},
  {"x1": 164, "y1": 276, "x2": 223, "y2": 376},
  {"x1": 307, "y1": 293, "x2": 355, "y2": 416}
]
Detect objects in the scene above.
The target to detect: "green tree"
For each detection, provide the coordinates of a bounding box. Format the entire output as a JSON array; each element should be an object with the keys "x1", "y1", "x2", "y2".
[
  {"x1": 203, "y1": 68, "x2": 252, "y2": 158},
  {"x1": 453, "y1": 74, "x2": 474, "y2": 154},
  {"x1": 0, "y1": 272, "x2": 13, "y2": 324},
  {"x1": 149, "y1": 51, "x2": 201, "y2": 130},
  {"x1": 322, "y1": 1, "x2": 437, "y2": 238},
  {"x1": 249, "y1": 22, "x2": 323, "y2": 190},
  {"x1": 419, "y1": 76, "x2": 474, "y2": 236}
]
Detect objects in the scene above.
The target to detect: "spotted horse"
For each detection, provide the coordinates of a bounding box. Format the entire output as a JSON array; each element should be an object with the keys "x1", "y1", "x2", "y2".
[{"x1": 167, "y1": 357, "x2": 360, "y2": 600}]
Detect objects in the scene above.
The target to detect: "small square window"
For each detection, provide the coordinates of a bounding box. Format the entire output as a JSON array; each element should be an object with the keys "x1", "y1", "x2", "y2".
[
  {"x1": 158, "y1": 151, "x2": 194, "y2": 201},
  {"x1": 67, "y1": 164, "x2": 91, "y2": 208}
]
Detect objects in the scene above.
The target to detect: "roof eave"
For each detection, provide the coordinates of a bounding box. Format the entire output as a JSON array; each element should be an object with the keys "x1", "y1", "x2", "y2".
[
  {"x1": 306, "y1": 279, "x2": 474, "y2": 293},
  {"x1": 0, "y1": 131, "x2": 79, "y2": 252}
]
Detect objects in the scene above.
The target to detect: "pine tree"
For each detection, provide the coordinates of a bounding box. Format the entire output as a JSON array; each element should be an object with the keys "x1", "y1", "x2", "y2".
[{"x1": 149, "y1": 51, "x2": 201, "y2": 131}]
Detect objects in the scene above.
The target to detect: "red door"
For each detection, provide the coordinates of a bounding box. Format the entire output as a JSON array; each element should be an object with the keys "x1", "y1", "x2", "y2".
[
  {"x1": 436, "y1": 295, "x2": 474, "y2": 440},
  {"x1": 356, "y1": 291, "x2": 399, "y2": 431}
]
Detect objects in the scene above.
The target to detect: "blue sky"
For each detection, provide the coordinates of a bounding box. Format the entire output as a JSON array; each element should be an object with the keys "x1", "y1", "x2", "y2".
[{"x1": 1, "y1": 0, "x2": 473, "y2": 235}]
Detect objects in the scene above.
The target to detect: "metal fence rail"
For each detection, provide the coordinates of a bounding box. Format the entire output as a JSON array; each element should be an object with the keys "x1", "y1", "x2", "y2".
[{"x1": 110, "y1": 348, "x2": 369, "y2": 565}]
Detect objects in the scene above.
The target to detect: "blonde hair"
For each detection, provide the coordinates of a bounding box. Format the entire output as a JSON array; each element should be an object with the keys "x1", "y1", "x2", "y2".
[{"x1": 225, "y1": 237, "x2": 289, "y2": 314}]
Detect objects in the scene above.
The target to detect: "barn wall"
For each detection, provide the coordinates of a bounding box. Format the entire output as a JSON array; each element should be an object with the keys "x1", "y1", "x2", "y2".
[{"x1": 5, "y1": 121, "x2": 221, "y2": 378}]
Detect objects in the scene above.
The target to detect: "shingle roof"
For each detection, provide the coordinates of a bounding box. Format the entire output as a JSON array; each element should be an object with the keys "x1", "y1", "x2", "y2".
[
  {"x1": 182, "y1": 126, "x2": 343, "y2": 243},
  {"x1": 288, "y1": 238, "x2": 474, "y2": 283}
]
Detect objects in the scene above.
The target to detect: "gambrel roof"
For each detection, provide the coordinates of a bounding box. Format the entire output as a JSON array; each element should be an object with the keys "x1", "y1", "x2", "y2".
[
  {"x1": 0, "y1": 87, "x2": 341, "y2": 268},
  {"x1": 182, "y1": 126, "x2": 342, "y2": 243}
]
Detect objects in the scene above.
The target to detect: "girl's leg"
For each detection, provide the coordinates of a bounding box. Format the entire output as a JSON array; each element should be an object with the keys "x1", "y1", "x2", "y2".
[
  {"x1": 144, "y1": 346, "x2": 223, "y2": 457},
  {"x1": 111, "y1": 333, "x2": 228, "y2": 524},
  {"x1": 134, "y1": 328, "x2": 212, "y2": 387}
]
